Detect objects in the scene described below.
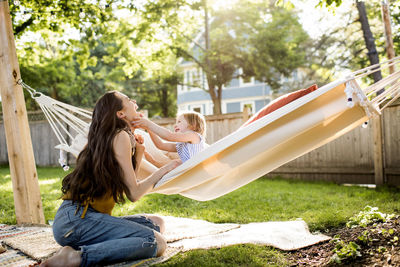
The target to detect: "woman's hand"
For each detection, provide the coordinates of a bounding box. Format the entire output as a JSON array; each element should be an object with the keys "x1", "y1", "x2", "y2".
[
  {"x1": 133, "y1": 133, "x2": 145, "y2": 152},
  {"x1": 135, "y1": 140, "x2": 145, "y2": 153},
  {"x1": 162, "y1": 159, "x2": 182, "y2": 173},
  {"x1": 134, "y1": 133, "x2": 144, "y2": 144}
]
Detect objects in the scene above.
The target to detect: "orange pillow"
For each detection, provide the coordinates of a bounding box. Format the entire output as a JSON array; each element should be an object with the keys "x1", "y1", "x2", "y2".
[{"x1": 241, "y1": 84, "x2": 318, "y2": 127}]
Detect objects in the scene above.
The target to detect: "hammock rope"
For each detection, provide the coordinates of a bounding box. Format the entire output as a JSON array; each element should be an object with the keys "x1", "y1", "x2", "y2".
[{"x1": 18, "y1": 79, "x2": 92, "y2": 170}]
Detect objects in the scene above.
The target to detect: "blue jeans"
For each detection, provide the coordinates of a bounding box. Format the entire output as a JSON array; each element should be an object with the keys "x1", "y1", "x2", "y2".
[{"x1": 52, "y1": 200, "x2": 159, "y2": 266}]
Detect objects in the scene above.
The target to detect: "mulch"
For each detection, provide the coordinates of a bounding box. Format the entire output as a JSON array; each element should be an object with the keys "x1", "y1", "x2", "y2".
[{"x1": 286, "y1": 217, "x2": 400, "y2": 266}]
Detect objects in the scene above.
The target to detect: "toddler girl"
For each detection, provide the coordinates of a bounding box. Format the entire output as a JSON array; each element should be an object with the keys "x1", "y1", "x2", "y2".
[{"x1": 132, "y1": 111, "x2": 209, "y2": 166}]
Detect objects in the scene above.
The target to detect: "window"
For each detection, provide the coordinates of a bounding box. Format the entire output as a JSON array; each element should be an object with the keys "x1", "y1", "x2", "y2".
[
  {"x1": 241, "y1": 101, "x2": 255, "y2": 114},
  {"x1": 226, "y1": 102, "x2": 241, "y2": 113},
  {"x1": 192, "y1": 69, "x2": 201, "y2": 87},
  {"x1": 193, "y1": 107, "x2": 201, "y2": 113},
  {"x1": 190, "y1": 104, "x2": 204, "y2": 114},
  {"x1": 185, "y1": 70, "x2": 191, "y2": 90}
]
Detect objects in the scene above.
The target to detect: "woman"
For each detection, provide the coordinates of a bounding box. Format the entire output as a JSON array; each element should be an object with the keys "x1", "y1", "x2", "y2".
[{"x1": 41, "y1": 91, "x2": 180, "y2": 267}]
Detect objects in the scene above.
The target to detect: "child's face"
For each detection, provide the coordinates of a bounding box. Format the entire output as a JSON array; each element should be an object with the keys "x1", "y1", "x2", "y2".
[{"x1": 174, "y1": 115, "x2": 190, "y2": 133}]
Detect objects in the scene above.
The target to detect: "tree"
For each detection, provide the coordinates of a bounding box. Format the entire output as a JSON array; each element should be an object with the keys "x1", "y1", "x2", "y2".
[
  {"x1": 141, "y1": 0, "x2": 310, "y2": 114},
  {"x1": 356, "y1": 0, "x2": 382, "y2": 83},
  {"x1": 244, "y1": 7, "x2": 309, "y2": 92},
  {"x1": 9, "y1": 0, "x2": 115, "y2": 38},
  {"x1": 286, "y1": 0, "x2": 385, "y2": 83},
  {"x1": 206, "y1": 1, "x2": 310, "y2": 112},
  {"x1": 391, "y1": 2, "x2": 400, "y2": 56},
  {"x1": 15, "y1": 2, "x2": 181, "y2": 114},
  {"x1": 18, "y1": 29, "x2": 81, "y2": 109},
  {"x1": 133, "y1": 73, "x2": 179, "y2": 118}
]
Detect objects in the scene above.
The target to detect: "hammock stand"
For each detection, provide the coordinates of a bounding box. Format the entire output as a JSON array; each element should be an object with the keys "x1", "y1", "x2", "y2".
[{"x1": 21, "y1": 56, "x2": 400, "y2": 201}]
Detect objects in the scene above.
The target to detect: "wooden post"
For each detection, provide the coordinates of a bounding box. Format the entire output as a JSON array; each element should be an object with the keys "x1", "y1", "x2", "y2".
[
  {"x1": 372, "y1": 117, "x2": 384, "y2": 186},
  {"x1": 371, "y1": 0, "x2": 396, "y2": 186},
  {"x1": 0, "y1": 0, "x2": 45, "y2": 224},
  {"x1": 381, "y1": 0, "x2": 396, "y2": 74}
]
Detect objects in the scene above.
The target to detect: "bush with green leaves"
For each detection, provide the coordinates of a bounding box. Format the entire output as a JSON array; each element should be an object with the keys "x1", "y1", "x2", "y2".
[
  {"x1": 330, "y1": 235, "x2": 361, "y2": 264},
  {"x1": 346, "y1": 206, "x2": 395, "y2": 228}
]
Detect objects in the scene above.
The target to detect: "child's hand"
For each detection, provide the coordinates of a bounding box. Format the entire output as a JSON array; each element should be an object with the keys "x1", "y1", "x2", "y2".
[{"x1": 131, "y1": 116, "x2": 150, "y2": 130}]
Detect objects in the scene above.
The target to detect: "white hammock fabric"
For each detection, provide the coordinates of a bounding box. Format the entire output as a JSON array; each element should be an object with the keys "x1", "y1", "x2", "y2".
[
  {"x1": 22, "y1": 56, "x2": 400, "y2": 200},
  {"x1": 151, "y1": 57, "x2": 400, "y2": 200}
]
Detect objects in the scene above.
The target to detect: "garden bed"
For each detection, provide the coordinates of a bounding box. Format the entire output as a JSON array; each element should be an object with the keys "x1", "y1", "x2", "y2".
[{"x1": 288, "y1": 216, "x2": 400, "y2": 266}]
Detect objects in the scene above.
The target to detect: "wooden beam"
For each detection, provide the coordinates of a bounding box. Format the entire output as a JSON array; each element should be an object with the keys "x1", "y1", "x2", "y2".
[
  {"x1": 381, "y1": 0, "x2": 396, "y2": 74},
  {"x1": 385, "y1": 168, "x2": 400, "y2": 175},
  {"x1": 370, "y1": 0, "x2": 396, "y2": 187},
  {"x1": 372, "y1": 116, "x2": 385, "y2": 186},
  {"x1": 273, "y1": 167, "x2": 375, "y2": 175},
  {"x1": 0, "y1": 1, "x2": 44, "y2": 224}
]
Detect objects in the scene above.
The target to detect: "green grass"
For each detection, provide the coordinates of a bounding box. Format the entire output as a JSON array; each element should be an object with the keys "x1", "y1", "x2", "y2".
[
  {"x1": 1, "y1": 166, "x2": 399, "y2": 266},
  {"x1": 0, "y1": 166, "x2": 66, "y2": 224}
]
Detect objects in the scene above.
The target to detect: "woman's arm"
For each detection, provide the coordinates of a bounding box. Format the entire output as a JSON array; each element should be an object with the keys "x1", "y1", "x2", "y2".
[
  {"x1": 132, "y1": 117, "x2": 200, "y2": 144},
  {"x1": 133, "y1": 133, "x2": 146, "y2": 175},
  {"x1": 113, "y1": 131, "x2": 180, "y2": 202},
  {"x1": 134, "y1": 142, "x2": 145, "y2": 176}
]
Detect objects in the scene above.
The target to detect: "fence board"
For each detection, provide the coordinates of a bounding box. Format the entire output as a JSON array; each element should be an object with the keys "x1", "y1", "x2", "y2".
[
  {"x1": 0, "y1": 105, "x2": 399, "y2": 185},
  {"x1": 383, "y1": 105, "x2": 400, "y2": 170}
]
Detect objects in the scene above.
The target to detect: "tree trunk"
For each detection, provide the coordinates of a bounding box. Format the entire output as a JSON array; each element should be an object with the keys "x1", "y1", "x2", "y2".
[
  {"x1": 203, "y1": 0, "x2": 222, "y2": 115},
  {"x1": 356, "y1": 0, "x2": 382, "y2": 83},
  {"x1": 207, "y1": 77, "x2": 222, "y2": 114},
  {"x1": 160, "y1": 86, "x2": 169, "y2": 117},
  {"x1": 381, "y1": 0, "x2": 396, "y2": 74}
]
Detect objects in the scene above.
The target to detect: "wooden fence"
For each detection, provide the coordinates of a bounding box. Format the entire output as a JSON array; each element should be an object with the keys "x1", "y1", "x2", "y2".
[{"x1": 0, "y1": 103, "x2": 399, "y2": 185}]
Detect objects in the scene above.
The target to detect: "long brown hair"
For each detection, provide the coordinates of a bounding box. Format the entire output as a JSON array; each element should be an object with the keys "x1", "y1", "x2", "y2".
[{"x1": 62, "y1": 91, "x2": 133, "y2": 203}]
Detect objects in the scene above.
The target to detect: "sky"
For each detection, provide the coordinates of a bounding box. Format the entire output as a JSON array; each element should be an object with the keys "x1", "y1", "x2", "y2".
[
  {"x1": 210, "y1": 0, "x2": 355, "y2": 39},
  {"x1": 292, "y1": 0, "x2": 354, "y2": 39}
]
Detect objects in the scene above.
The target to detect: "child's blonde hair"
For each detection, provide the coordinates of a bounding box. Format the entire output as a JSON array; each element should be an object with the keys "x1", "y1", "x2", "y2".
[{"x1": 180, "y1": 111, "x2": 206, "y2": 136}]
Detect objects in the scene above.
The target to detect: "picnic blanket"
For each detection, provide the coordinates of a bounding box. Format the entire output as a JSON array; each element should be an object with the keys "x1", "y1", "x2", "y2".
[{"x1": 0, "y1": 216, "x2": 331, "y2": 266}]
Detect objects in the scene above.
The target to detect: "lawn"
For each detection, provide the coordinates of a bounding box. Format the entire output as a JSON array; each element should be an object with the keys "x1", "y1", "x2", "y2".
[{"x1": 1, "y1": 166, "x2": 399, "y2": 266}]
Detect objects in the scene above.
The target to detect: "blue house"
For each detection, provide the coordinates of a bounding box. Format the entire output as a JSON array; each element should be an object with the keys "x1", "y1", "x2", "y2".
[
  {"x1": 175, "y1": 27, "x2": 274, "y2": 116},
  {"x1": 177, "y1": 61, "x2": 273, "y2": 115},
  {"x1": 176, "y1": 28, "x2": 306, "y2": 116}
]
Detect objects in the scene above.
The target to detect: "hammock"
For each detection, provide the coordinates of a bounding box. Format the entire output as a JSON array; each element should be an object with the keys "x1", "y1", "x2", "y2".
[
  {"x1": 20, "y1": 81, "x2": 92, "y2": 170},
  {"x1": 21, "y1": 56, "x2": 400, "y2": 200}
]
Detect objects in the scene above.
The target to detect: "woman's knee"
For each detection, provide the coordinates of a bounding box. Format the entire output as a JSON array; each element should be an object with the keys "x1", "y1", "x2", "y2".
[
  {"x1": 147, "y1": 215, "x2": 165, "y2": 233},
  {"x1": 153, "y1": 231, "x2": 166, "y2": 257}
]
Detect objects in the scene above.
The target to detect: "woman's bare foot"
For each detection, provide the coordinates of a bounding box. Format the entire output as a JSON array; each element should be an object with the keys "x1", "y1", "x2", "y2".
[{"x1": 40, "y1": 246, "x2": 81, "y2": 267}]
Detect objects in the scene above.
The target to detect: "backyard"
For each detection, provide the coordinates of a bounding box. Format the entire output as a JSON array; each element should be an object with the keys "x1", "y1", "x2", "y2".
[{"x1": 1, "y1": 166, "x2": 399, "y2": 266}]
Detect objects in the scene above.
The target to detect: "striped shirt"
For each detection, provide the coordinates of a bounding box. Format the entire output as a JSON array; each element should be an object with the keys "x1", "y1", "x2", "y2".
[{"x1": 176, "y1": 132, "x2": 209, "y2": 163}]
